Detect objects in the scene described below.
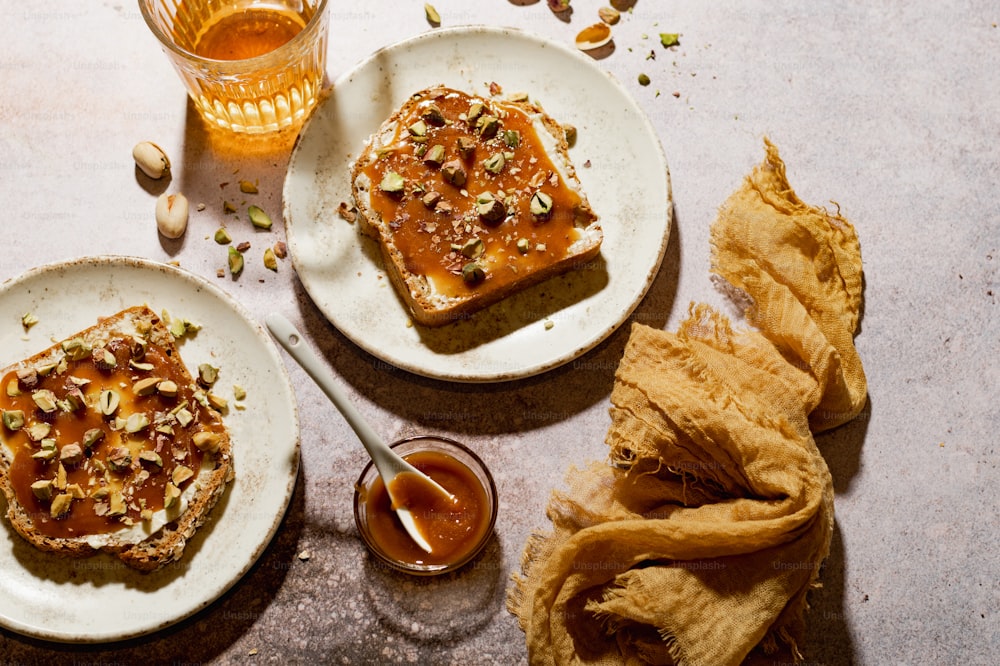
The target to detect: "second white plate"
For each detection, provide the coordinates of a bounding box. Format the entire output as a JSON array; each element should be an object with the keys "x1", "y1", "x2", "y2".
[
  {"x1": 0, "y1": 256, "x2": 299, "y2": 643},
  {"x1": 284, "y1": 26, "x2": 671, "y2": 382}
]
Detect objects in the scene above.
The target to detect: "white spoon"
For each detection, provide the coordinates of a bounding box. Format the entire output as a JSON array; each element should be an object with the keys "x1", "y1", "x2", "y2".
[{"x1": 265, "y1": 313, "x2": 453, "y2": 554}]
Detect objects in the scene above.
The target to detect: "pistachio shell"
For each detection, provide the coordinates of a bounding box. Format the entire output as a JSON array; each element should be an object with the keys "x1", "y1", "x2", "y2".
[
  {"x1": 575, "y1": 23, "x2": 613, "y2": 51},
  {"x1": 132, "y1": 141, "x2": 171, "y2": 180},
  {"x1": 155, "y1": 192, "x2": 189, "y2": 239}
]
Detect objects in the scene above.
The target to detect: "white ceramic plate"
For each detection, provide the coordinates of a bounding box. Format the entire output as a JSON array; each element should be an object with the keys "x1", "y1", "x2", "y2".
[
  {"x1": 0, "y1": 256, "x2": 299, "y2": 643},
  {"x1": 284, "y1": 26, "x2": 671, "y2": 382}
]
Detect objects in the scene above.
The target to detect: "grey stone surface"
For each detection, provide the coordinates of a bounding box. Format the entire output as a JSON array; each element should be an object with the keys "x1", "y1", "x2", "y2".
[{"x1": 0, "y1": 1, "x2": 996, "y2": 664}]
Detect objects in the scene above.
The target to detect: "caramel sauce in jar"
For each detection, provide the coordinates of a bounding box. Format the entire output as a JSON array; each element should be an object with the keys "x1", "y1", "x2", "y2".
[
  {"x1": 360, "y1": 87, "x2": 595, "y2": 299},
  {"x1": 360, "y1": 449, "x2": 493, "y2": 568},
  {"x1": 0, "y1": 337, "x2": 225, "y2": 539}
]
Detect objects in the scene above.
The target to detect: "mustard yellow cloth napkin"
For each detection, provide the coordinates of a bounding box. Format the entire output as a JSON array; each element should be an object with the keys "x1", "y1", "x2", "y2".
[{"x1": 508, "y1": 140, "x2": 867, "y2": 665}]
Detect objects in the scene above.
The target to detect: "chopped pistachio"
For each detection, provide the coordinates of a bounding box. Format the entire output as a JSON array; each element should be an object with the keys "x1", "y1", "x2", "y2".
[
  {"x1": 233, "y1": 384, "x2": 247, "y2": 401},
  {"x1": 107, "y1": 446, "x2": 132, "y2": 471},
  {"x1": 31, "y1": 447, "x2": 57, "y2": 461},
  {"x1": 198, "y1": 363, "x2": 219, "y2": 387},
  {"x1": 407, "y1": 119, "x2": 428, "y2": 138},
  {"x1": 516, "y1": 237, "x2": 532, "y2": 254},
  {"x1": 125, "y1": 412, "x2": 150, "y2": 433},
  {"x1": 423, "y1": 144, "x2": 446, "y2": 166},
  {"x1": 248, "y1": 205, "x2": 273, "y2": 230},
  {"x1": 175, "y1": 407, "x2": 194, "y2": 427},
  {"x1": 483, "y1": 153, "x2": 506, "y2": 174},
  {"x1": 16, "y1": 367, "x2": 38, "y2": 389},
  {"x1": 21, "y1": 312, "x2": 39, "y2": 330},
  {"x1": 172, "y1": 465, "x2": 195, "y2": 485},
  {"x1": 503, "y1": 130, "x2": 521, "y2": 148},
  {"x1": 31, "y1": 479, "x2": 54, "y2": 501},
  {"x1": 263, "y1": 247, "x2": 278, "y2": 271},
  {"x1": 26, "y1": 422, "x2": 51, "y2": 441},
  {"x1": 379, "y1": 171, "x2": 405, "y2": 193},
  {"x1": 63, "y1": 386, "x2": 86, "y2": 412},
  {"x1": 461, "y1": 262, "x2": 486, "y2": 284},
  {"x1": 31, "y1": 389, "x2": 58, "y2": 413},
  {"x1": 424, "y1": 3, "x2": 441, "y2": 25},
  {"x1": 61, "y1": 337, "x2": 91, "y2": 360},
  {"x1": 456, "y1": 136, "x2": 476, "y2": 160},
  {"x1": 108, "y1": 491, "x2": 127, "y2": 516},
  {"x1": 5, "y1": 379, "x2": 20, "y2": 397},
  {"x1": 133, "y1": 377, "x2": 162, "y2": 396},
  {"x1": 476, "y1": 114, "x2": 501, "y2": 139},
  {"x1": 441, "y1": 160, "x2": 467, "y2": 186},
  {"x1": 193, "y1": 431, "x2": 221, "y2": 454},
  {"x1": 98, "y1": 389, "x2": 120, "y2": 417},
  {"x1": 207, "y1": 393, "x2": 228, "y2": 412},
  {"x1": 50, "y1": 493, "x2": 73, "y2": 519},
  {"x1": 214, "y1": 227, "x2": 233, "y2": 244},
  {"x1": 421, "y1": 190, "x2": 442, "y2": 208},
  {"x1": 659, "y1": 33, "x2": 680, "y2": 48},
  {"x1": 466, "y1": 102, "x2": 484, "y2": 124},
  {"x1": 530, "y1": 191, "x2": 554, "y2": 218},
  {"x1": 238, "y1": 179, "x2": 258, "y2": 194},
  {"x1": 164, "y1": 482, "x2": 181, "y2": 509},
  {"x1": 422, "y1": 104, "x2": 446, "y2": 126},
  {"x1": 2, "y1": 410, "x2": 25, "y2": 431},
  {"x1": 228, "y1": 246, "x2": 244, "y2": 276},
  {"x1": 460, "y1": 238, "x2": 485, "y2": 259},
  {"x1": 157, "y1": 380, "x2": 179, "y2": 398},
  {"x1": 82, "y1": 428, "x2": 104, "y2": 449},
  {"x1": 476, "y1": 193, "x2": 506, "y2": 224},
  {"x1": 60, "y1": 443, "x2": 84, "y2": 465},
  {"x1": 169, "y1": 317, "x2": 188, "y2": 338},
  {"x1": 563, "y1": 124, "x2": 578, "y2": 147},
  {"x1": 139, "y1": 450, "x2": 163, "y2": 467}
]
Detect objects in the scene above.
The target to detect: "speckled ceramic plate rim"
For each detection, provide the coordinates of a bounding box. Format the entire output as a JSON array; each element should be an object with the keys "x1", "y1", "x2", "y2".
[
  {"x1": 284, "y1": 25, "x2": 672, "y2": 382},
  {"x1": 0, "y1": 256, "x2": 300, "y2": 643}
]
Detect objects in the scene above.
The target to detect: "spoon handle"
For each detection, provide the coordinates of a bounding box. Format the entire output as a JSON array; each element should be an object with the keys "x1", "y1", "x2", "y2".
[{"x1": 264, "y1": 313, "x2": 412, "y2": 477}]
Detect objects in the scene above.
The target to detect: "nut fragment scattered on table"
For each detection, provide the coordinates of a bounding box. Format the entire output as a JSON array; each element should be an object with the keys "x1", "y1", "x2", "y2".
[
  {"x1": 228, "y1": 246, "x2": 244, "y2": 276},
  {"x1": 248, "y1": 205, "x2": 272, "y2": 230},
  {"x1": 598, "y1": 7, "x2": 620, "y2": 24},
  {"x1": 424, "y1": 3, "x2": 440, "y2": 26},
  {"x1": 132, "y1": 141, "x2": 171, "y2": 180},
  {"x1": 575, "y1": 23, "x2": 613, "y2": 51},
  {"x1": 263, "y1": 247, "x2": 278, "y2": 271},
  {"x1": 660, "y1": 33, "x2": 680, "y2": 48},
  {"x1": 155, "y1": 192, "x2": 189, "y2": 239}
]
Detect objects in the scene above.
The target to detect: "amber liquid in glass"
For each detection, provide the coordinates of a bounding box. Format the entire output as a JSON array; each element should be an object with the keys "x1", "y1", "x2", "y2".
[
  {"x1": 164, "y1": 0, "x2": 327, "y2": 133},
  {"x1": 192, "y1": 5, "x2": 304, "y2": 61}
]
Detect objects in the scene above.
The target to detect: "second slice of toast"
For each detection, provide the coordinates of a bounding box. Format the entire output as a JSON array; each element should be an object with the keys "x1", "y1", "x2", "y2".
[{"x1": 351, "y1": 86, "x2": 602, "y2": 326}]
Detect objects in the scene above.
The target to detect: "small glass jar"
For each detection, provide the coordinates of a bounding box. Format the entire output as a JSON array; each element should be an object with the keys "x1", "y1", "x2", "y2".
[{"x1": 353, "y1": 436, "x2": 498, "y2": 576}]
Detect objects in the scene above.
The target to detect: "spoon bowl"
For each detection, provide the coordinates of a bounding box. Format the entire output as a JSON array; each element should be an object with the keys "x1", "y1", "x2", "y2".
[{"x1": 265, "y1": 313, "x2": 453, "y2": 553}]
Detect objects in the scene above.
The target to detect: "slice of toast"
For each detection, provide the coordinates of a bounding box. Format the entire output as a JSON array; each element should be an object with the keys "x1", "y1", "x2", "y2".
[
  {"x1": 0, "y1": 306, "x2": 234, "y2": 572},
  {"x1": 350, "y1": 86, "x2": 602, "y2": 326}
]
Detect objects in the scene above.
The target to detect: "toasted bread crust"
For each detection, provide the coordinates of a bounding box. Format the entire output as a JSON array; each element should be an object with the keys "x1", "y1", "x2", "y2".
[
  {"x1": 351, "y1": 86, "x2": 602, "y2": 326},
  {"x1": 0, "y1": 306, "x2": 233, "y2": 572}
]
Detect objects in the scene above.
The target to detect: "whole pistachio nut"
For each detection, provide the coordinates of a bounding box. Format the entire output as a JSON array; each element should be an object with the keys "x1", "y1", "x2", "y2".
[
  {"x1": 132, "y1": 141, "x2": 171, "y2": 180},
  {"x1": 156, "y1": 192, "x2": 189, "y2": 239}
]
